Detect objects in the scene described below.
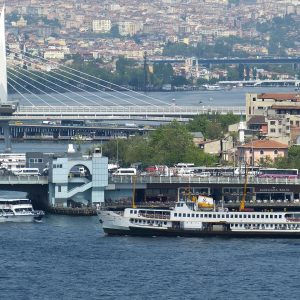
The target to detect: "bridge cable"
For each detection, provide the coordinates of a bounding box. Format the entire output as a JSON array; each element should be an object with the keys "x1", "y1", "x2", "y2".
[
  {"x1": 8, "y1": 48, "x2": 156, "y2": 107},
  {"x1": 8, "y1": 64, "x2": 89, "y2": 107},
  {"x1": 7, "y1": 70, "x2": 56, "y2": 107},
  {"x1": 7, "y1": 79, "x2": 36, "y2": 107},
  {"x1": 10, "y1": 59, "x2": 118, "y2": 107},
  {"x1": 9, "y1": 51, "x2": 123, "y2": 106},
  {"x1": 8, "y1": 46, "x2": 172, "y2": 106},
  {"x1": 8, "y1": 69, "x2": 68, "y2": 106},
  {"x1": 11, "y1": 53, "x2": 143, "y2": 107}
]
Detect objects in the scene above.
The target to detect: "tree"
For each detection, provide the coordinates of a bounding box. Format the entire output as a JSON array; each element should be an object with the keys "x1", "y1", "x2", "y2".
[
  {"x1": 110, "y1": 25, "x2": 120, "y2": 37},
  {"x1": 274, "y1": 145, "x2": 300, "y2": 169},
  {"x1": 97, "y1": 121, "x2": 217, "y2": 167},
  {"x1": 186, "y1": 114, "x2": 239, "y2": 139}
]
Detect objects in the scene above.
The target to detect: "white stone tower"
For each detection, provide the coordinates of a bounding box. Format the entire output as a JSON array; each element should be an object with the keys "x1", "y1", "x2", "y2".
[{"x1": 0, "y1": 6, "x2": 7, "y2": 103}]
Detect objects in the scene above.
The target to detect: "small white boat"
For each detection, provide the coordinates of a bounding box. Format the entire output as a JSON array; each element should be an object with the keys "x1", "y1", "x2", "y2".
[
  {"x1": 202, "y1": 84, "x2": 223, "y2": 91},
  {"x1": 0, "y1": 198, "x2": 44, "y2": 222}
]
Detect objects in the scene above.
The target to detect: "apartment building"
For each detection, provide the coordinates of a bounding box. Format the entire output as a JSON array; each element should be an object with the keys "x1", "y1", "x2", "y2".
[
  {"x1": 92, "y1": 19, "x2": 111, "y2": 33},
  {"x1": 118, "y1": 21, "x2": 142, "y2": 36},
  {"x1": 237, "y1": 139, "x2": 288, "y2": 166},
  {"x1": 246, "y1": 93, "x2": 300, "y2": 144}
]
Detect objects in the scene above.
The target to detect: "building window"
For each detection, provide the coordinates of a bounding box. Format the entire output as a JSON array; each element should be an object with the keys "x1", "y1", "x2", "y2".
[
  {"x1": 270, "y1": 129, "x2": 276, "y2": 133},
  {"x1": 297, "y1": 121, "x2": 300, "y2": 127},
  {"x1": 290, "y1": 121, "x2": 294, "y2": 125},
  {"x1": 249, "y1": 149, "x2": 252, "y2": 154},
  {"x1": 270, "y1": 121, "x2": 276, "y2": 125},
  {"x1": 274, "y1": 149, "x2": 278, "y2": 154},
  {"x1": 260, "y1": 150, "x2": 264, "y2": 155},
  {"x1": 29, "y1": 158, "x2": 44, "y2": 164}
]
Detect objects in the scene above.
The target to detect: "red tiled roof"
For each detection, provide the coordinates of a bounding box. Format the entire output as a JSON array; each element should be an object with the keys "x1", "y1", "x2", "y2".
[
  {"x1": 239, "y1": 140, "x2": 288, "y2": 149},
  {"x1": 258, "y1": 93, "x2": 300, "y2": 101}
]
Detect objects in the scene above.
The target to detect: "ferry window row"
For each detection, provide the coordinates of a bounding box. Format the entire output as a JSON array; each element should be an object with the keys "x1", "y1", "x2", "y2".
[
  {"x1": 130, "y1": 219, "x2": 167, "y2": 226},
  {"x1": 230, "y1": 223, "x2": 300, "y2": 229},
  {"x1": 173, "y1": 213, "x2": 283, "y2": 219}
]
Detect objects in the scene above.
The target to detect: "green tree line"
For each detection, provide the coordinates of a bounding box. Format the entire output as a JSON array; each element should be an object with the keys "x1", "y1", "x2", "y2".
[
  {"x1": 99, "y1": 121, "x2": 217, "y2": 167},
  {"x1": 92, "y1": 115, "x2": 240, "y2": 167}
]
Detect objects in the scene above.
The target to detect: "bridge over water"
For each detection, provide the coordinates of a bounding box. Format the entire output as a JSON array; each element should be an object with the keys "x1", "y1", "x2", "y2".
[
  {"x1": 2, "y1": 105, "x2": 245, "y2": 120},
  {"x1": 150, "y1": 57, "x2": 300, "y2": 66}
]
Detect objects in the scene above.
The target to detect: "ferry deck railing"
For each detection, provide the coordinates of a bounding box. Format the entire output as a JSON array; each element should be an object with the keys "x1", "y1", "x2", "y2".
[{"x1": 110, "y1": 175, "x2": 300, "y2": 186}]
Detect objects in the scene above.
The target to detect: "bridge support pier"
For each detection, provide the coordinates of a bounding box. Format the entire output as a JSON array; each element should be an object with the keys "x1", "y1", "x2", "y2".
[
  {"x1": 0, "y1": 120, "x2": 12, "y2": 152},
  {"x1": 48, "y1": 149, "x2": 108, "y2": 207}
]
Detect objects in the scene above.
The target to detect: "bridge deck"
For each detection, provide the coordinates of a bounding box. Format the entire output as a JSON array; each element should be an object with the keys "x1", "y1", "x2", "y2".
[
  {"x1": 0, "y1": 105, "x2": 246, "y2": 120},
  {"x1": 0, "y1": 175, "x2": 298, "y2": 186}
]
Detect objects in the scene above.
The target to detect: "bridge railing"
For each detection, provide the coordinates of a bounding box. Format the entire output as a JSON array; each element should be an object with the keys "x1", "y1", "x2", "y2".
[
  {"x1": 109, "y1": 175, "x2": 300, "y2": 185},
  {"x1": 16, "y1": 105, "x2": 245, "y2": 116},
  {"x1": 0, "y1": 175, "x2": 48, "y2": 184}
]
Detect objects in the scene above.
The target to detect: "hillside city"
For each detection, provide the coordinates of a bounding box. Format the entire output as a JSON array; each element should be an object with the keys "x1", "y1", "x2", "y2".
[{"x1": 3, "y1": 0, "x2": 300, "y2": 85}]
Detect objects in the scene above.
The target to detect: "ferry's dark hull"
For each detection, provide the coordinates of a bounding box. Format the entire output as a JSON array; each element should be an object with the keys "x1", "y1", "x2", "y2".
[{"x1": 103, "y1": 227, "x2": 300, "y2": 238}]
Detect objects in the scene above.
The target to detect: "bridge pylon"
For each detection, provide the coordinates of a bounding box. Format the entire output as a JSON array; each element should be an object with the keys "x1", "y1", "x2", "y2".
[{"x1": 0, "y1": 6, "x2": 18, "y2": 152}]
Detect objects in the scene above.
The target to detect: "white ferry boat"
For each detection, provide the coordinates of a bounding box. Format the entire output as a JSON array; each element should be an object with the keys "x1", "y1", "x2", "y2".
[
  {"x1": 0, "y1": 198, "x2": 44, "y2": 222},
  {"x1": 98, "y1": 193, "x2": 300, "y2": 238},
  {"x1": 0, "y1": 153, "x2": 26, "y2": 173},
  {"x1": 202, "y1": 84, "x2": 223, "y2": 91}
]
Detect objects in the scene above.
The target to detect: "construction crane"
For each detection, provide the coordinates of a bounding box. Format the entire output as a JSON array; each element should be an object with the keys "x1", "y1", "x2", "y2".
[
  {"x1": 132, "y1": 175, "x2": 137, "y2": 209},
  {"x1": 239, "y1": 162, "x2": 249, "y2": 211}
]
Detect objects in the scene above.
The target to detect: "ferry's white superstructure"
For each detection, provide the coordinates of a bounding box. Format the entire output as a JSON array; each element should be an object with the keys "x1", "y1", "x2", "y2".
[
  {"x1": 0, "y1": 153, "x2": 26, "y2": 172},
  {"x1": 98, "y1": 195, "x2": 300, "y2": 238},
  {"x1": 0, "y1": 198, "x2": 44, "y2": 222}
]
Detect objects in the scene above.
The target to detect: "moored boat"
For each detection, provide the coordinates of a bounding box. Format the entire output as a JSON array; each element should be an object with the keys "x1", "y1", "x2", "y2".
[
  {"x1": 97, "y1": 192, "x2": 300, "y2": 238},
  {"x1": 0, "y1": 198, "x2": 44, "y2": 222}
]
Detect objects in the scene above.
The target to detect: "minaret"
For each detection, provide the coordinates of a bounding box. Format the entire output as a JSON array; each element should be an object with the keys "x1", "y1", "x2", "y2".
[
  {"x1": 238, "y1": 114, "x2": 245, "y2": 144},
  {"x1": 0, "y1": 5, "x2": 8, "y2": 103}
]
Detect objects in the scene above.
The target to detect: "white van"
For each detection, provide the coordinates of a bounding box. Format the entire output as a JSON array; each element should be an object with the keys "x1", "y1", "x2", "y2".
[{"x1": 113, "y1": 168, "x2": 137, "y2": 176}]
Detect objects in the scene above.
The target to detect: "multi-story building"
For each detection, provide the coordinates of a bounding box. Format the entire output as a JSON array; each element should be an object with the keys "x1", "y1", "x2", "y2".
[
  {"x1": 237, "y1": 139, "x2": 288, "y2": 166},
  {"x1": 246, "y1": 93, "x2": 300, "y2": 120},
  {"x1": 92, "y1": 19, "x2": 111, "y2": 33},
  {"x1": 118, "y1": 21, "x2": 142, "y2": 36},
  {"x1": 43, "y1": 49, "x2": 64, "y2": 60},
  {"x1": 246, "y1": 93, "x2": 300, "y2": 144}
]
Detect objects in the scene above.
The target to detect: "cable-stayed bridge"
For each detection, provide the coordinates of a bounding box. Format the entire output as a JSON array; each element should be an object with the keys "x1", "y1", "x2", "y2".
[
  {"x1": 0, "y1": 6, "x2": 245, "y2": 151},
  {"x1": 3, "y1": 45, "x2": 246, "y2": 120},
  {"x1": 4, "y1": 46, "x2": 245, "y2": 120}
]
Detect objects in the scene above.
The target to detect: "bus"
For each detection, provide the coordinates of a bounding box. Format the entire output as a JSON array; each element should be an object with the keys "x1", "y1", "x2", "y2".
[
  {"x1": 12, "y1": 168, "x2": 40, "y2": 176},
  {"x1": 113, "y1": 168, "x2": 137, "y2": 176},
  {"x1": 258, "y1": 168, "x2": 298, "y2": 179},
  {"x1": 174, "y1": 163, "x2": 195, "y2": 168},
  {"x1": 61, "y1": 120, "x2": 86, "y2": 126}
]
